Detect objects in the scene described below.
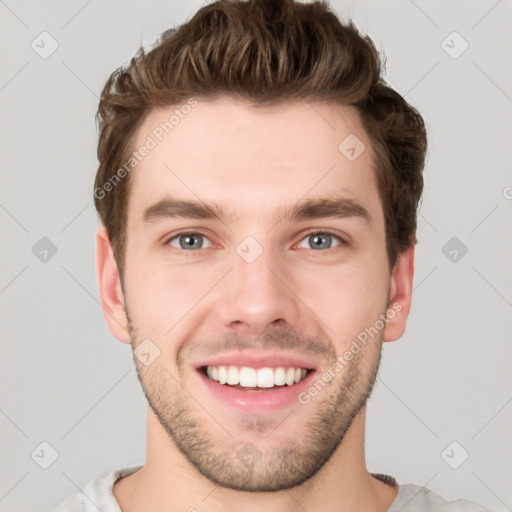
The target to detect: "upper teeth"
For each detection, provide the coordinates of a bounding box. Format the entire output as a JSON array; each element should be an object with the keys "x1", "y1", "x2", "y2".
[{"x1": 206, "y1": 366, "x2": 308, "y2": 387}]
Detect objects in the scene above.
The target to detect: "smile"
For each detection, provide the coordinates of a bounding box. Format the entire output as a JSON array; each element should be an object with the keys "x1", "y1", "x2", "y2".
[{"x1": 203, "y1": 365, "x2": 310, "y2": 389}]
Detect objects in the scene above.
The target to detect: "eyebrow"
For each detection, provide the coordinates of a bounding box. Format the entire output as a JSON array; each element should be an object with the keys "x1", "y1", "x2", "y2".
[{"x1": 142, "y1": 194, "x2": 372, "y2": 226}]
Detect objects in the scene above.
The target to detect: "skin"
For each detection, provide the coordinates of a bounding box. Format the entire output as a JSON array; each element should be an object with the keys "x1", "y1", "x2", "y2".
[{"x1": 96, "y1": 97, "x2": 414, "y2": 512}]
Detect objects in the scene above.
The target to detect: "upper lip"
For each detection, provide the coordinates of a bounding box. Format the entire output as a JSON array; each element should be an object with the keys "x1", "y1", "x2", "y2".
[{"x1": 193, "y1": 350, "x2": 318, "y2": 371}]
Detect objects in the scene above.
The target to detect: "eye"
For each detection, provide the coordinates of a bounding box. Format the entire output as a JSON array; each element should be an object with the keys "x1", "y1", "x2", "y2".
[
  {"x1": 164, "y1": 231, "x2": 345, "y2": 252},
  {"x1": 166, "y1": 232, "x2": 212, "y2": 250},
  {"x1": 297, "y1": 231, "x2": 343, "y2": 250}
]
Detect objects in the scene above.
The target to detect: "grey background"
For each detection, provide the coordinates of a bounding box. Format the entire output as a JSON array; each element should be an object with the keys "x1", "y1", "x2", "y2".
[{"x1": 1, "y1": 0, "x2": 511, "y2": 510}]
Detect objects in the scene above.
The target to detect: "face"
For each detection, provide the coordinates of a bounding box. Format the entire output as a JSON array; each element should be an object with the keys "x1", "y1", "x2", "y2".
[{"x1": 97, "y1": 97, "x2": 413, "y2": 492}]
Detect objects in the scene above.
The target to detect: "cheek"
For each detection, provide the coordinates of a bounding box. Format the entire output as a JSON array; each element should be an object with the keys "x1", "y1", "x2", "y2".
[
  {"x1": 123, "y1": 248, "x2": 188, "y2": 332},
  {"x1": 129, "y1": 272, "x2": 197, "y2": 327},
  {"x1": 124, "y1": 253, "x2": 225, "y2": 349},
  {"x1": 297, "y1": 263, "x2": 388, "y2": 345}
]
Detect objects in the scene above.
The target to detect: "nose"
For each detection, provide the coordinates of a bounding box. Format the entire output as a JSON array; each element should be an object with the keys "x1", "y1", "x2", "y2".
[{"x1": 216, "y1": 244, "x2": 301, "y2": 336}]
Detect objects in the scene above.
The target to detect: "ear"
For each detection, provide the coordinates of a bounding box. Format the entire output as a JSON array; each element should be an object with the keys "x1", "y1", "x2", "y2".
[
  {"x1": 96, "y1": 225, "x2": 131, "y2": 344},
  {"x1": 383, "y1": 244, "x2": 415, "y2": 342}
]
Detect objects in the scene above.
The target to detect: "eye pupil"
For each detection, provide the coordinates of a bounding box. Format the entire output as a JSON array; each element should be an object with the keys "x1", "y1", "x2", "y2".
[
  {"x1": 180, "y1": 234, "x2": 202, "y2": 249},
  {"x1": 310, "y1": 233, "x2": 331, "y2": 249}
]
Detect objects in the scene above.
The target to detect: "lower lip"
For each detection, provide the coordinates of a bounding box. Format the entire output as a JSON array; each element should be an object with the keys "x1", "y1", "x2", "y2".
[{"x1": 197, "y1": 369, "x2": 316, "y2": 413}]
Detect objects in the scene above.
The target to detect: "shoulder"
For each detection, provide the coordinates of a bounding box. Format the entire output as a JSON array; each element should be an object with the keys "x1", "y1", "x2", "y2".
[
  {"x1": 55, "y1": 465, "x2": 143, "y2": 512},
  {"x1": 388, "y1": 483, "x2": 493, "y2": 512}
]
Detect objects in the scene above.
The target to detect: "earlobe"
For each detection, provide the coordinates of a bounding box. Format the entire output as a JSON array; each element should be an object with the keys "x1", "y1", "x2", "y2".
[
  {"x1": 95, "y1": 226, "x2": 131, "y2": 344},
  {"x1": 383, "y1": 245, "x2": 415, "y2": 342}
]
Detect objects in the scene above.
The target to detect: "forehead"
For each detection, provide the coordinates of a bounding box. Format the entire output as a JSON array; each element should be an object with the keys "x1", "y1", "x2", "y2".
[{"x1": 127, "y1": 97, "x2": 381, "y2": 225}]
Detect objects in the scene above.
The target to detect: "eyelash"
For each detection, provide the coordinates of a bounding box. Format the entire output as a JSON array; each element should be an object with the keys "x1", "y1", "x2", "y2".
[{"x1": 163, "y1": 229, "x2": 348, "y2": 253}]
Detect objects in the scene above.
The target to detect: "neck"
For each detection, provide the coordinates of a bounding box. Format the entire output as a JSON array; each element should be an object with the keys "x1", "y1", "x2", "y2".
[{"x1": 113, "y1": 406, "x2": 398, "y2": 512}]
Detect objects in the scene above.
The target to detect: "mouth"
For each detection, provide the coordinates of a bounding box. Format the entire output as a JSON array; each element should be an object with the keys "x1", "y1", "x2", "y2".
[
  {"x1": 200, "y1": 365, "x2": 312, "y2": 391},
  {"x1": 193, "y1": 353, "x2": 317, "y2": 412}
]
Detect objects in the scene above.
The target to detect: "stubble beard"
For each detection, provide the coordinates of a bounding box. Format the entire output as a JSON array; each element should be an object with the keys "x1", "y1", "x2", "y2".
[{"x1": 126, "y1": 308, "x2": 383, "y2": 492}]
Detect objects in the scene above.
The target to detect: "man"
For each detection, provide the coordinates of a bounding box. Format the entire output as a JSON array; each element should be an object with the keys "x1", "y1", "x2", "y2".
[{"x1": 57, "y1": 0, "x2": 491, "y2": 510}]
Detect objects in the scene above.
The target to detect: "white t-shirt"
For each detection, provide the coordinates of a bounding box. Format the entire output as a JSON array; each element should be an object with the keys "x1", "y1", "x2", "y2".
[{"x1": 55, "y1": 465, "x2": 492, "y2": 511}]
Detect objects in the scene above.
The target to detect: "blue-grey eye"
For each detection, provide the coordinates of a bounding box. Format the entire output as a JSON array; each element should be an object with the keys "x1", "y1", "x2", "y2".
[
  {"x1": 298, "y1": 232, "x2": 341, "y2": 250},
  {"x1": 168, "y1": 233, "x2": 212, "y2": 250}
]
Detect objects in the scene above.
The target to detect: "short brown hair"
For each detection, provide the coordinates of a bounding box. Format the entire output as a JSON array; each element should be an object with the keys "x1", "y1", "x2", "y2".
[{"x1": 94, "y1": 0, "x2": 427, "y2": 279}]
